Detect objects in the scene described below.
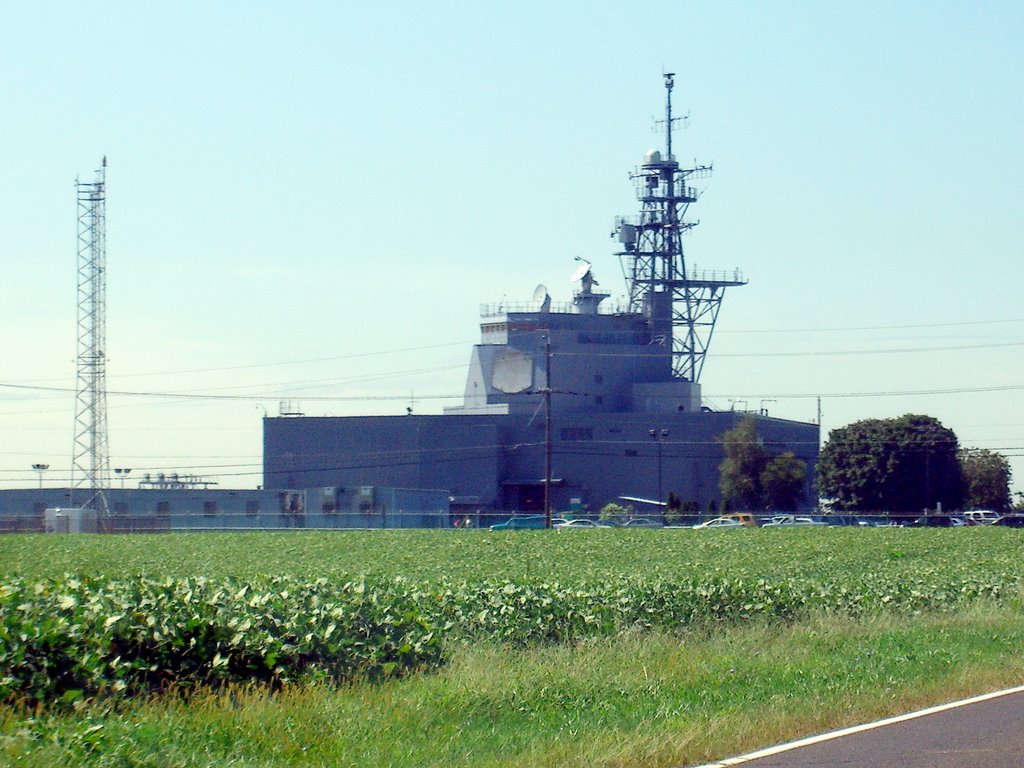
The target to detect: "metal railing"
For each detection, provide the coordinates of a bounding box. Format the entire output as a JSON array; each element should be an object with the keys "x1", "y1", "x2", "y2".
[{"x1": 480, "y1": 300, "x2": 632, "y2": 317}]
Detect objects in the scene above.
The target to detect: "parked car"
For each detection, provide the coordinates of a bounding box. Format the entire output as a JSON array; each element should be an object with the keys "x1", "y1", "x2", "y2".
[
  {"x1": 489, "y1": 514, "x2": 549, "y2": 530},
  {"x1": 622, "y1": 517, "x2": 663, "y2": 528},
  {"x1": 555, "y1": 519, "x2": 600, "y2": 530},
  {"x1": 722, "y1": 512, "x2": 759, "y2": 527},
  {"x1": 963, "y1": 510, "x2": 1000, "y2": 526},
  {"x1": 762, "y1": 515, "x2": 827, "y2": 527},
  {"x1": 909, "y1": 515, "x2": 958, "y2": 528},
  {"x1": 693, "y1": 516, "x2": 744, "y2": 530},
  {"x1": 854, "y1": 516, "x2": 896, "y2": 527},
  {"x1": 991, "y1": 515, "x2": 1024, "y2": 528}
]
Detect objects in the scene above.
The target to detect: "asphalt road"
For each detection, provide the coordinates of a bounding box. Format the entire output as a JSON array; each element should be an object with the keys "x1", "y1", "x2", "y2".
[{"x1": 697, "y1": 688, "x2": 1024, "y2": 768}]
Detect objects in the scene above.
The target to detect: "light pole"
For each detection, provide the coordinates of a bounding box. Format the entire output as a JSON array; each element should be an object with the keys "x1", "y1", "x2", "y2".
[
  {"x1": 649, "y1": 429, "x2": 669, "y2": 505},
  {"x1": 114, "y1": 468, "x2": 132, "y2": 489},
  {"x1": 31, "y1": 464, "x2": 49, "y2": 490}
]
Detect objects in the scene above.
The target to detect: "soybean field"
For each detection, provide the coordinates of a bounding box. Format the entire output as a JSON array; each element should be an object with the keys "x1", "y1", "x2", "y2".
[{"x1": 1, "y1": 528, "x2": 1023, "y2": 706}]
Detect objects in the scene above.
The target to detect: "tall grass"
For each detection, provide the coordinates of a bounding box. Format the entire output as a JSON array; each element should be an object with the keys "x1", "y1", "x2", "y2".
[{"x1": 3, "y1": 605, "x2": 1023, "y2": 767}]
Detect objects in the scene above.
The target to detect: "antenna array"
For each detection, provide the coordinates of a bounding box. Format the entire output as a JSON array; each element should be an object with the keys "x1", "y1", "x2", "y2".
[{"x1": 614, "y1": 75, "x2": 746, "y2": 382}]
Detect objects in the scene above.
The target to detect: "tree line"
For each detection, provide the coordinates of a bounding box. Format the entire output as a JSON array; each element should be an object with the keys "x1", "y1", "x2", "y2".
[{"x1": 717, "y1": 413, "x2": 1014, "y2": 515}]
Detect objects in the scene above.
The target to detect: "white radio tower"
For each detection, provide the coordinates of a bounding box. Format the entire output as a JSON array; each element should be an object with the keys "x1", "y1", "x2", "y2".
[{"x1": 71, "y1": 157, "x2": 111, "y2": 516}]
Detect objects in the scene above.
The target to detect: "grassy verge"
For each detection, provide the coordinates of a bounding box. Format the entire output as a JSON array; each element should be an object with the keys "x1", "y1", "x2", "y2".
[{"x1": 4, "y1": 605, "x2": 1023, "y2": 768}]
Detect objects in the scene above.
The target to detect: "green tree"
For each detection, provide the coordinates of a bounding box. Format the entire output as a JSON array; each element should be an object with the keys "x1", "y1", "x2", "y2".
[
  {"x1": 718, "y1": 416, "x2": 769, "y2": 509},
  {"x1": 959, "y1": 448, "x2": 1012, "y2": 512},
  {"x1": 718, "y1": 416, "x2": 808, "y2": 511},
  {"x1": 664, "y1": 492, "x2": 682, "y2": 525},
  {"x1": 760, "y1": 451, "x2": 807, "y2": 511},
  {"x1": 817, "y1": 414, "x2": 962, "y2": 513},
  {"x1": 598, "y1": 502, "x2": 632, "y2": 524}
]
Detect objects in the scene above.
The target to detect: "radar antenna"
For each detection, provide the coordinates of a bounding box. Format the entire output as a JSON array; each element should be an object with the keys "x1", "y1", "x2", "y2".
[{"x1": 613, "y1": 74, "x2": 746, "y2": 382}]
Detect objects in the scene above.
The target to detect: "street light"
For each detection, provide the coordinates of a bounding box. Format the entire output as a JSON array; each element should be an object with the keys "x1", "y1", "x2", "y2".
[
  {"x1": 114, "y1": 468, "x2": 132, "y2": 489},
  {"x1": 31, "y1": 464, "x2": 49, "y2": 490},
  {"x1": 648, "y1": 429, "x2": 669, "y2": 505}
]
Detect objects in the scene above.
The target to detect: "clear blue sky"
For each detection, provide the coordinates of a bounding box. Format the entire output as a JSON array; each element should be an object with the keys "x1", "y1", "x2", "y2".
[{"x1": 3, "y1": 1, "x2": 1022, "y2": 495}]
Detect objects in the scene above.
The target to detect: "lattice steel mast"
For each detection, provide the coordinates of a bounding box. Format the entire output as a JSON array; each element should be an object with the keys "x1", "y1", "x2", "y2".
[
  {"x1": 71, "y1": 157, "x2": 111, "y2": 515},
  {"x1": 614, "y1": 74, "x2": 746, "y2": 382}
]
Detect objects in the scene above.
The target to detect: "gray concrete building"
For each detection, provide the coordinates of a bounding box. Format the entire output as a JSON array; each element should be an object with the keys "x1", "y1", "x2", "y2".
[{"x1": 263, "y1": 308, "x2": 818, "y2": 519}]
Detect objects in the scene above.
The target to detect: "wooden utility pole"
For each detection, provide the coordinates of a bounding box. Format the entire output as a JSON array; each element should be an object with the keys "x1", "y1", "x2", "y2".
[{"x1": 544, "y1": 336, "x2": 553, "y2": 529}]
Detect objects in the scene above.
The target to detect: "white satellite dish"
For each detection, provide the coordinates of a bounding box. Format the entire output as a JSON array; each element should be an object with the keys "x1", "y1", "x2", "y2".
[
  {"x1": 532, "y1": 284, "x2": 548, "y2": 304},
  {"x1": 570, "y1": 260, "x2": 592, "y2": 283}
]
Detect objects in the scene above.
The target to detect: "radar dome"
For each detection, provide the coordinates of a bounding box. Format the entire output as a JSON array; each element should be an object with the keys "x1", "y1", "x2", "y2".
[{"x1": 644, "y1": 149, "x2": 662, "y2": 165}]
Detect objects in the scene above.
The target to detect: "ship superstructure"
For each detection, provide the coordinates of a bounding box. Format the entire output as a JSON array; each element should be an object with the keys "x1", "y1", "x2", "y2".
[{"x1": 447, "y1": 74, "x2": 744, "y2": 421}]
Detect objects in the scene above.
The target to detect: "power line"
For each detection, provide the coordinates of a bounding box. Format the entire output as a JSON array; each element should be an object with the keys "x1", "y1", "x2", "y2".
[
  {"x1": 9, "y1": 317, "x2": 1022, "y2": 388},
  {"x1": 5, "y1": 336, "x2": 1019, "y2": 407},
  {"x1": 2, "y1": 339, "x2": 479, "y2": 385},
  {"x1": 719, "y1": 317, "x2": 1024, "y2": 334},
  {"x1": 714, "y1": 383, "x2": 1024, "y2": 399},
  {"x1": 0, "y1": 381, "x2": 463, "y2": 402},
  {"x1": 551, "y1": 340, "x2": 1024, "y2": 359},
  {"x1": 3, "y1": 379, "x2": 1024, "y2": 406}
]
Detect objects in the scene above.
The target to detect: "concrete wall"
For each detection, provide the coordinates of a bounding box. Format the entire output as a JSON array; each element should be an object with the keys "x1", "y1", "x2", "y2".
[{"x1": 264, "y1": 410, "x2": 820, "y2": 515}]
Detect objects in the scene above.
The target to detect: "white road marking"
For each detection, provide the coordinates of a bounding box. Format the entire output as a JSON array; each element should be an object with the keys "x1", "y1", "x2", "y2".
[{"x1": 691, "y1": 683, "x2": 1024, "y2": 768}]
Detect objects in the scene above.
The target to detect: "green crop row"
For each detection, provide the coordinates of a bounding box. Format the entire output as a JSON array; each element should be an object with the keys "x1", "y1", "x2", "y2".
[
  {"x1": 3, "y1": 529, "x2": 1022, "y2": 586},
  {"x1": 427, "y1": 570, "x2": 1012, "y2": 645},
  {"x1": 1, "y1": 563, "x2": 1019, "y2": 706},
  {"x1": 0, "y1": 575, "x2": 441, "y2": 707}
]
